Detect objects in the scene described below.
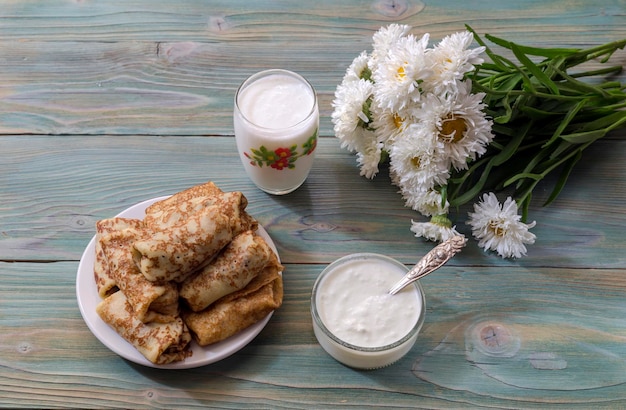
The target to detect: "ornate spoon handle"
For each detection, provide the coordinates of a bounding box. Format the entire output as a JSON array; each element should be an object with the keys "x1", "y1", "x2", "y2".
[{"x1": 388, "y1": 235, "x2": 467, "y2": 295}]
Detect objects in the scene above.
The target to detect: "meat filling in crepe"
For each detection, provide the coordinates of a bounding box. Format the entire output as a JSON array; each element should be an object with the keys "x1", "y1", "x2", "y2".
[
  {"x1": 180, "y1": 230, "x2": 274, "y2": 312},
  {"x1": 182, "y1": 258, "x2": 283, "y2": 346},
  {"x1": 96, "y1": 291, "x2": 192, "y2": 365}
]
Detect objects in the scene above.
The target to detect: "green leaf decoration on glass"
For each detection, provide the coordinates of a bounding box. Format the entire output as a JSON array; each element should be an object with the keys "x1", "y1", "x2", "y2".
[{"x1": 244, "y1": 129, "x2": 318, "y2": 170}]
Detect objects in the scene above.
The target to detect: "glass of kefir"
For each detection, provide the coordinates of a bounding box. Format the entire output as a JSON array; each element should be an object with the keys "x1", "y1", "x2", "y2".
[
  {"x1": 311, "y1": 253, "x2": 425, "y2": 369},
  {"x1": 234, "y1": 69, "x2": 319, "y2": 195}
]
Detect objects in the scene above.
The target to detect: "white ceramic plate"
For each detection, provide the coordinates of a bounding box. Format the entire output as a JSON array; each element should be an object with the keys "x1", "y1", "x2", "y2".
[{"x1": 76, "y1": 196, "x2": 280, "y2": 369}]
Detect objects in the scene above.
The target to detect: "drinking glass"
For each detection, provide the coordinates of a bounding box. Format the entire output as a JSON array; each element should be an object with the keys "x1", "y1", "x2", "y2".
[{"x1": 234, "y1": 69, "x2": 319, "y2": 195}]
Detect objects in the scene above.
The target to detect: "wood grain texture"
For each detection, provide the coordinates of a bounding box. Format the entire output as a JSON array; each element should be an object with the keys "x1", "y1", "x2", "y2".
[
  {"x1": 1, "y1": 136, "x2": 625, "y2": 268},
  {"x1": 1, "y1": 0, "x2": 625, "y2": 408},
  {"x1": 1, "y1": 0, "x2": 624, "y2": 135},
  {"x1": 1, "y1": 262, "x2": 625, "y2": 408}
]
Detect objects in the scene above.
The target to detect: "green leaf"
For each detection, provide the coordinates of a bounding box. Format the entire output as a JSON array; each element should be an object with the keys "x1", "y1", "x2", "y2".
[
  {"x1": 484, "y1": 33, "x2": 580, "y2": 57},
  {"x1": 491, "y1": 121, "x2": 530, "y2": 166},
  {"x1": 504, "y1": 171, "x2": 543, "y2": 186},
  {"x1": 549, "y1": 140, "x2": 575, "y2": 161},
  {"x1": 544, "y1": 150, "x2": 583, "y2": 206},
  {"x1": 494, "y1": 92, "x2": 514, "y2": 123},
  {"x1": 449, "y1": 162, "x2": 493, "y2": 207},
  {"x1": 519, "y1": 105, "x2": 560, "y2": 120},
  {"x1": 543, "y1": 97, "x2": 589, "y2": 146},
  {"x1": 552, "y1": 66, "x2": 612, "y2": 98},
  {"x1": 559, "y1": 129, "x2": 608, "y2": 144},
  {"x1": 576, "y1": 111, "x2": 626, "y2": 133},
  {"x1": 511, "y1": 44, "x2": 560, "y2": 95}
]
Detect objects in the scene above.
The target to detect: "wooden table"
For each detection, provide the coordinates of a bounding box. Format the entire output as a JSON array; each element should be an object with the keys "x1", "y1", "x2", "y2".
[{"x1": 1, "y1": 1, "x2": 625, "y2": 408}]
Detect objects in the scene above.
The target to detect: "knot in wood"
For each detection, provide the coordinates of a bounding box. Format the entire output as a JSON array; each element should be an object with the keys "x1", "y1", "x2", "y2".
[
  {"x1": 371, "y1": 0, "x2": 425, "y2": 18},
  {"x1": 471, "y1": 321, "x2": 520, "y2": 357}
]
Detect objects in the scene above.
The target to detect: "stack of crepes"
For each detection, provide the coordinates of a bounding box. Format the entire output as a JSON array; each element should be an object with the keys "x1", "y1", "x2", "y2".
[{"x1": 93, "y1": 181, "x2": 284, "y2": 365}]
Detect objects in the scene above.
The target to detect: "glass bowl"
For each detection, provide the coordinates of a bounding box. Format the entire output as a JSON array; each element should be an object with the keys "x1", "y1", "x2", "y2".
[{"x1": 311, "y1": 253, "x2": 425, "y2": 369}]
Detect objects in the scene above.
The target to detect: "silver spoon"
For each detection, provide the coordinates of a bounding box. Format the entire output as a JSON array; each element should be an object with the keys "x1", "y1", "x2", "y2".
[{"x1": 388, "y1": 235, "x2": 467, "y2": 295}]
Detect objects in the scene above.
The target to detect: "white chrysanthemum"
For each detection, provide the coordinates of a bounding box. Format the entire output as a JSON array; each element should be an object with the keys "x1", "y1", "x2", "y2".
[
  {"x1": 372, "y1": 33, "x2": 432, "y2": 112},
  {"x1": 342, "y1": 51, "x2": 373, "y2": 84},
  {"x1": 410, "y1": 215, "x2": 462, "y2": 242},
  {"x1": 425, "y1": 31, "x2": 485, "y2": 94},
  {"x1": 388, "y1": 122, "x2": 449, "y2": 194},
  {"x1": 416, "y1": 80, "x2": 493, "y2": 171},
  {"x1": 371, "y1": 24, "x2": 412, "y2": 64},
  {"x1": 355, "y1": 129, "x2": 383, "y2": 179},
  {"x1": 400, "y1": 187, "x2": 450, "y2": 217},
  {"x1": 467, "y1": 193, "x2": 537, "y2": 258},
  {"x1": 331, "y1": 78, "x2": 374, "y2": 153},
  {"x1": 369, "y1": 98, "x2": 418, "y2": 148}
]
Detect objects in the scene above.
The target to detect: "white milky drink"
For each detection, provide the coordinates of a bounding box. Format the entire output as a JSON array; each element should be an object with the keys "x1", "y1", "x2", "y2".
[{"x1": 234, "y1": 69, "x2": 319, "y2": 195}]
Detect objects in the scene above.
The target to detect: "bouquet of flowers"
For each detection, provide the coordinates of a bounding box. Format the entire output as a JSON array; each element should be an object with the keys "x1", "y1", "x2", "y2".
[{"x1": 332, "y1": 24, "x2": 626, "y2": 258}]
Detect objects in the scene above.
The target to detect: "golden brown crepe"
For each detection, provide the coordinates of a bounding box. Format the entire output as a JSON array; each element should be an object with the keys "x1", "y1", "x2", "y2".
[
  {"x1": 143, "y1": 181, "x2": 223, "y2": 220},
  {"x1": 132, "y1": 205, "x2": 234, "y2": 283},
  {"x1": 181, "y1": 257, "x2": 283, "y2": 346},
  {"x1": 94, "y1": 238, "x2": 117, "y2": 298},
  {"x1": 96, "y1": 218, "x2": 179, "y2": 323},
  {"x1": 96, "y1": 291, "x2": 192, "y2": 365},
  {"x1": 143, "y1": 182, "x2": 257, "y2": 236},
  {"x1": 94, "y1": 218, "x2": 142, "y2": 298},
  {"x1": 134, "y1": 188, "x2": 258, "y2": 283},
  {"x1": 180, "y1": 230, "x2": 275, "y2": 312}
]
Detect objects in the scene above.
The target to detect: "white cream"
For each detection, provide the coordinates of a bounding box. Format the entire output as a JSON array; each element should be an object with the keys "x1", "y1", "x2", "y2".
[
  {"x1": 234, "y1": 70, "x2": 318, "y2": 195},
  {"x1": 311, "y1": 253, "x2": 425, "y2": 369}
]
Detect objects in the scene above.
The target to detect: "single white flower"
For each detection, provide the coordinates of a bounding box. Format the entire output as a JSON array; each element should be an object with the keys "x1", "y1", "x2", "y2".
[
  {"x1": 416, "y1": 80, "x2": 494, "y2": 171},
  {"x1": 426, "y1": 31, "x2": 485, "y2": 95},
  {"x1": 388, "y1": 122, "x2": 449, "y2": 193},
  {"x1": 331, "y1": 78, "x2": 374, "y2": 153},
  {"x1": 371, "y1": 24, "x2": 412, "y2": 64},
  {"x1": 342, "y1": 51, "x2": 373, "y2": 84},
  {"x1": 369, "y1": 102, "x2": 411, "y2": 148},
  {"x1": 355, "y1": 129, "x2": 384, "y2": 178},
  {"x1": 467, "y1": 193, "x2": 537, "y2": 258},
  {"x1": 397, "y1": 185, "x2": 450, "y2": 217},
  {"x1": 372, "y1": 33, "x2": 432, "y2": 112},
  {"x1": 411, "y1": 215, "x2": 462, "y2": 242}
]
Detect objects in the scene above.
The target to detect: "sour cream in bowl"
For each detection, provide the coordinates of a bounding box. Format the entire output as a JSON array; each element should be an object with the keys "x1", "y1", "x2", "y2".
[{"x1": 311, "y1": 253, "x2": 425, "y2": 369}]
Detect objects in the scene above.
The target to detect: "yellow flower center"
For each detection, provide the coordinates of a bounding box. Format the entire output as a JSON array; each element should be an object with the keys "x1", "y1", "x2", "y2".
[
  {"x1": 392, "y1": 113, "x2": 403, "y2": 130},
  {"x1": 439, "y1": 115, "x2": 467, "y2": 143},
  {"x1": 396, "y1": 65, "x2": 406, "y2": 80},
  {"x1": 489, "y1": 220, "x2": 506, "y2": 237},
  {"x1": 410, "y1": 156, "x2": 421, "y2": 167}
]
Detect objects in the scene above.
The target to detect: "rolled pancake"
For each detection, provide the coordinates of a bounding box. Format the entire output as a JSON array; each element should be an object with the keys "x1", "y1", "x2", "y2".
[
  {"x1": 132, "y1": 205, "x2": 234, "y2": 283},
  {"x1": 143, "y1": 181, "x2": 223, "y2": 220},
  {"x1": 96, "y1": 218, "x2": 179, "y2": 323},
  {"x1": 96, "y1": 291, "x2": 192, "y2": 365},
  {"x1": 94, "y1": 238, "x2": 117, "y2": 298},
  {"x1": 94, "y1": 218, "x2": 142, "y2": 298},
  {"x1": 144, "y1": 190, "x2": 258, "y2": 236},
  {"x1": 182, "y1": 258, "x2": 283, "y2": 346},
  {"x1": 180, "y1": 230, "x2": 274, "y2": 312}
]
